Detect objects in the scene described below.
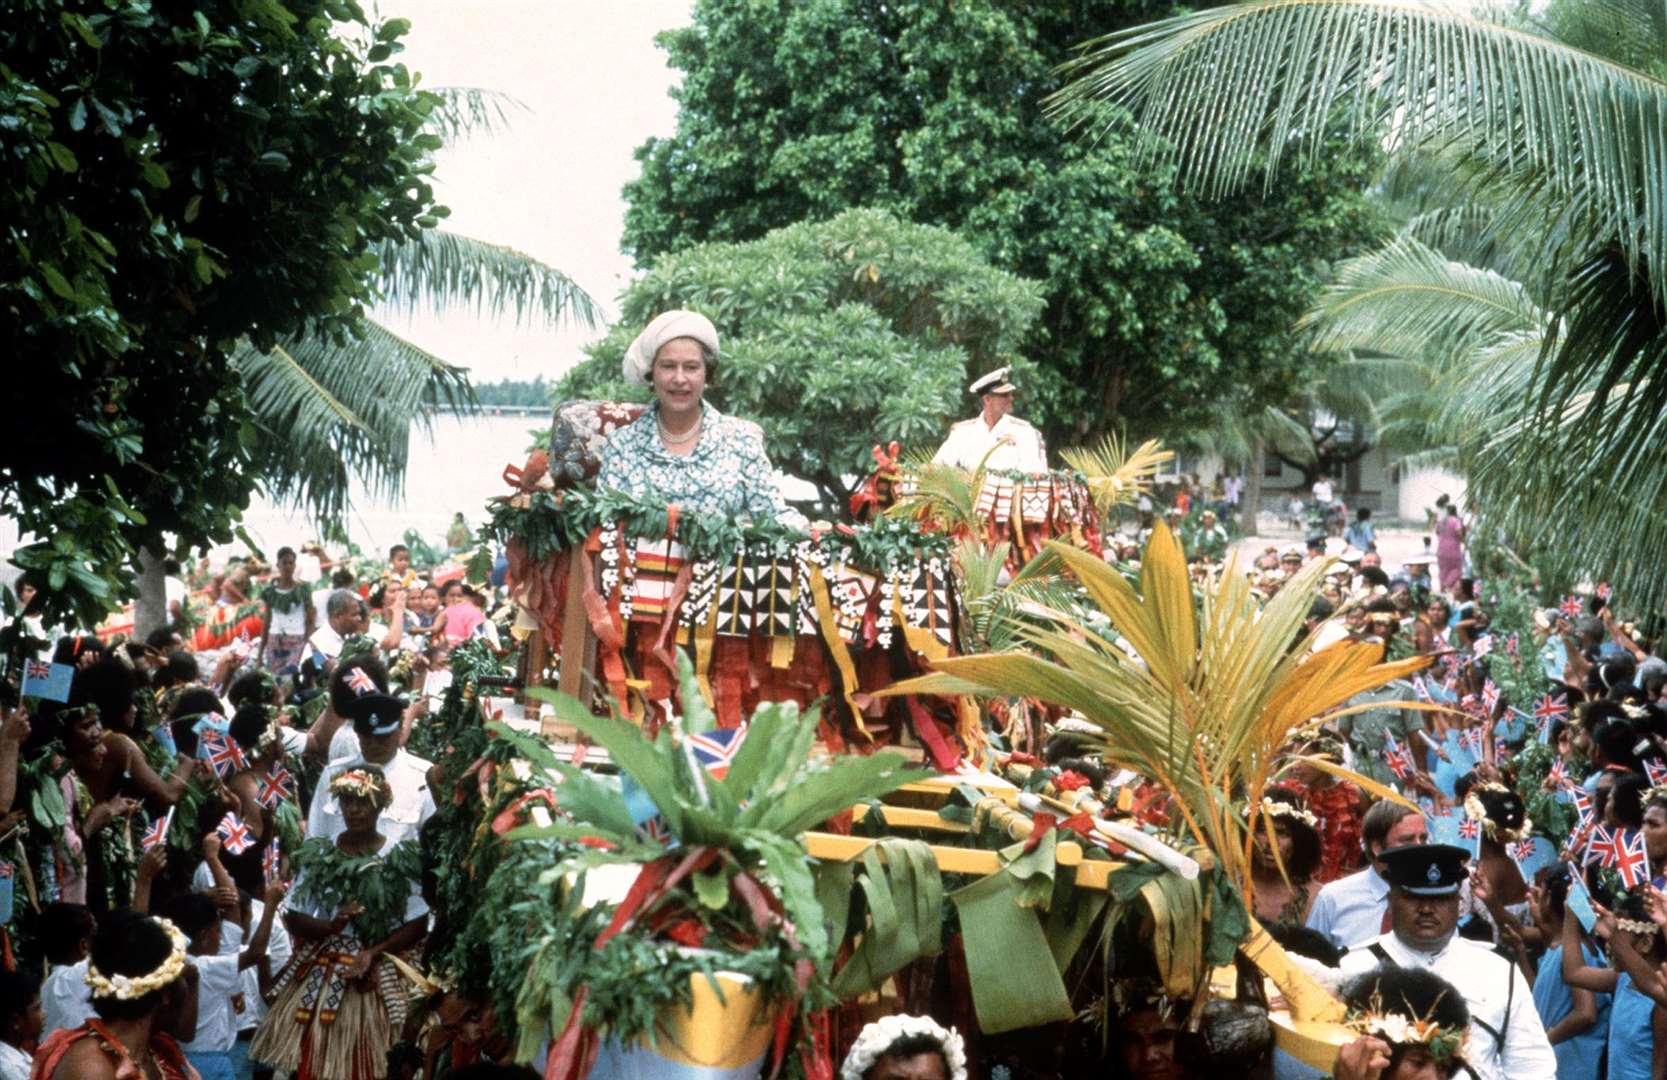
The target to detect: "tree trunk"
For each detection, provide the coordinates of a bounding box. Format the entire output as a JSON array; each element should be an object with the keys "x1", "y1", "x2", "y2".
[
  {"x1": 1243, "y1": 440, "x2": 1264, "y2": 536},
  {"x1": 134, "y1": 546, "x2": 167, "y2": 641}
]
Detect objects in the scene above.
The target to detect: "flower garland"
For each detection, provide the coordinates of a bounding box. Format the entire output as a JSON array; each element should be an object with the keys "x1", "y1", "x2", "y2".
[
  {"x1": 330, "y1": 767, "x2": 392, "y2": 809},
  {"x1": 1257, "y1": 797, "x2": 1319, "y2": 830},
  {"x1": 261, "y1": 584, "x2": 307, "y2": 615},
  {"x1": 85, "y1": 918, "x2": 190, "y2": 1000},
  {"x1": 839, "y1": 1014, "x2": 968, "y2": 1080},
  {"x1": 1616, "y1": 917, "x2": 1658, "y2": 937},
  {"x1": 1463, "y1": 782, "x2": 1533, "y2": 844},
  {"x1": 1346, "y1": 1006, "x2": 1468, "y2": 1066}
]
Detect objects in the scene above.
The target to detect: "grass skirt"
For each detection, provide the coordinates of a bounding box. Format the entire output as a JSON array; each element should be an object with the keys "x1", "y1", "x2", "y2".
[{"x1": 249, "y1": 931, "x2": 412, "y2": 1080}]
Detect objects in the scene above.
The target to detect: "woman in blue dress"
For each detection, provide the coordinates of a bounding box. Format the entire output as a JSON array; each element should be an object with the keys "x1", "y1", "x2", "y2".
[
  {"x1": 1532, "y1": 868, "x2": 1608, "y2": 1078},
  {"x1": 1561, "y1": 881, "x2": 1663, "y2": 1080}
]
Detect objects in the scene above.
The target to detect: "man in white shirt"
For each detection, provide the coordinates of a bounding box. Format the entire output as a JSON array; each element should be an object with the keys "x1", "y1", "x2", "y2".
[
  {"x1": 931, "y1": 367, "x2": 1048, "y2": 473},
  {"x1": 1312, "y1": 474, "x2": 1334, "y2": 505},
  {"x1": 308, "y1": 689, "x2": 435, "y2": 848},
  {"x1": 1339, "y1": 844, "x2": 1554, "y2": 1080},
  {"x1": 305, "y1": 588, "x2": 361, "y2": 669},
  {"x1": 1306, "y1": 800, "x2": 1428, "y2": 950}
]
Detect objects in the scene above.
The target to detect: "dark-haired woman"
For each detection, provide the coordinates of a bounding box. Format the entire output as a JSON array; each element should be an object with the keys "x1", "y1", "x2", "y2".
[
  {"x1": 31, "y1": 909, "x2": 202, "y2": 1079},
  {"x1": 1249, "y1": 790, "x2": 1323, "y2": 925},
  {"x1": 1528, "y1": 868, "x2": 1607, "y2": 1079},
  {"x1": 1334, "y1": 966, "x2": 1471, "y2": 1080},
  {"x1": 250, "y1": 764, "x2": 426, "y2": 1080}
]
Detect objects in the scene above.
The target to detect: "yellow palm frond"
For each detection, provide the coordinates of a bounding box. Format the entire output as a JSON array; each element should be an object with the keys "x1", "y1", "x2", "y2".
[
  {"x1": 884, "y1": 522, "x2": 1426, "y2": 905},
  {"x1": 1059, "y1": 434, "x2": 1173, "y2": 513}
]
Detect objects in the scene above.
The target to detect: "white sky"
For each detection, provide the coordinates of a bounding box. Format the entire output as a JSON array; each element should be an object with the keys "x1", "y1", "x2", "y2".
[{"x1": 374, "y1": 0, "x2": 692, "y2": 383}]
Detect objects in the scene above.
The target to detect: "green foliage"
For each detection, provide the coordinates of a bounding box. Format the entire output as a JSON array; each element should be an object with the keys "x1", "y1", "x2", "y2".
[
  {"x1": 474, "y1": 376, "x2": 553, "y2": 408},
  {"x1": 291, "y1": 834, "x2": 424, "y2": 942},
  {"x1": 559, "y1": 208, "x2": 1044, "y2": 511},
  {"x1": 620, "y1": 0, "x2": 1384, "y2": 447},
  {"x1": 1, "y1": 0, "x2": 443, "y2": 627}
]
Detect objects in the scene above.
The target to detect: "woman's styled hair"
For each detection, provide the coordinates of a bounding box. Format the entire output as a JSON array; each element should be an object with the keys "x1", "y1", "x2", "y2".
[
  {"x1": 1260, "y1": 788, "x2": 1322, "y2": 883},
  {"x1": 89, "y1": 909, "x2": 184, "y2": 1021}
]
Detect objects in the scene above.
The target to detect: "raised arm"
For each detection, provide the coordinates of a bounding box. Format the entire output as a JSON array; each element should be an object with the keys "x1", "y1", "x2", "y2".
[{"x1": 1560, "y1": 907, "x2": 1618, "y2": 993}]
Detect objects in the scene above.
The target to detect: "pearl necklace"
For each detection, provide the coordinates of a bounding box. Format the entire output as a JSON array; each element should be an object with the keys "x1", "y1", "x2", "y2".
[{"x1": 658, "y1": 416, "x2": 701, "y2": 447}]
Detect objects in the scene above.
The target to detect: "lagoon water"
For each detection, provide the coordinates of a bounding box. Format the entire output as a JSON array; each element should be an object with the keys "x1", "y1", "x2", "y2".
[{"x1": 238, "y1": 413, "x2": 548, "y2": 558}]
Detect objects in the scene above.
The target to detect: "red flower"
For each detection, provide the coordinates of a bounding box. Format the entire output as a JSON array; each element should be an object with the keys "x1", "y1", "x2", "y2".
[
  {"x1": 576, "y1": 836, "x2": 616, "y2": 851},
  {"x1": 662, "y1": 918, "x2": 708, "y2": 948},
  {"x1": 1055, "y1": 769, "x2": 1091, "y2": 792}
]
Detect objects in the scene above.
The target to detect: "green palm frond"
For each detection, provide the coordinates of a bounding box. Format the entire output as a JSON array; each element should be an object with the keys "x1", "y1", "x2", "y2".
[
  {"x1": 375, "y1": 229, "x2": 603, "y2": 329},
  {"x1": 885, "y1": 461, "x2": 984, "y2": 533},
  {"x1": 1052, "y1": 0, "x2": 1667, "y2": 306},
  {"x1": 234, "y1": 320, "x2": 474, "y2": 521},
  {"x1": 424, "y1": 86, "x2": 528, "y2": 143},
  {"x1": 1301, "y1": 237, "x2": 1547, "y2": 359},
  {"x1": 1058, "y1": 434, "x2": 1173, "y2": 514}
]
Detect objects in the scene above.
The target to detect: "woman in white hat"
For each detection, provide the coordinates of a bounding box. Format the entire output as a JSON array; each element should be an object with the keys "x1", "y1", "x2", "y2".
[{"x1": 596, "y1": 310, "x2": 791, "y2": 518}]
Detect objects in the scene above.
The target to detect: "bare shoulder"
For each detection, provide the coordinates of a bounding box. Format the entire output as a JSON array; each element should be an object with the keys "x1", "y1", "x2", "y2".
[{"x1": 51, "y1": 1038, "x2": 118, "y2": 1079}]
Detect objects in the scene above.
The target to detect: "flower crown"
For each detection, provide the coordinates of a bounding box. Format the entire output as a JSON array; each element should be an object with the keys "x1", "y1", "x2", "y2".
[
  {"x1": 1346, "y1": 997, "x2": 1467, "y2": 1066},
  {"x1": 840, "y1": 1014, "x2": 968, "y2": 1080},
  {"x1": 85, "y1": 918, "x2": 189, "y2": 1001},
  {"x1": 1616, "y1": 916, "x2": 1659, "y2": 937},
  {"x1": 1256, "y1": 796, "x2": 1319, "y2": 829},
  {"x1": 330, "y1": 767, "x2": 392, "y2": 809},
  {"x1": 1462, "y1": 782, "x2": 1532, "y2": 844}
]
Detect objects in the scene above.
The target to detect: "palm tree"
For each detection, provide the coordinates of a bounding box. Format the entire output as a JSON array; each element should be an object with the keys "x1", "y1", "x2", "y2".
[
  {"x1": 1051, "y1": 0, "x2": 1667, "y2": 608},
  {"x1": 135, "y1": 89, "x2": 602, "y2": 634}
]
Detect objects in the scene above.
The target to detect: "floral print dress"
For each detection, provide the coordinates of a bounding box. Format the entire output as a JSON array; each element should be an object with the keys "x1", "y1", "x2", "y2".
[{"x1": 596, "y1": 401, "x2": 788, "y2": 519}]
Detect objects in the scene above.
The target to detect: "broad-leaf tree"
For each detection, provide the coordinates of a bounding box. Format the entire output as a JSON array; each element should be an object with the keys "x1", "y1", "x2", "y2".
[
  {"x1": 621, "y1": 0, "x2": 1384, "y2": 446},
  {"x1": 556, "y1": 208, "x2": 1045, "y2": 513}
]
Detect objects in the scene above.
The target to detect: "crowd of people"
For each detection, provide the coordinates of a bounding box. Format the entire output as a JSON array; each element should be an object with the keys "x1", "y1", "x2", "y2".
[
  {"x1": 2, "y1": 305, "x2": 1664, "y2": 1080},
  {"x1": 0, "y1": 541, "x2": 517, "y2": 1080}
]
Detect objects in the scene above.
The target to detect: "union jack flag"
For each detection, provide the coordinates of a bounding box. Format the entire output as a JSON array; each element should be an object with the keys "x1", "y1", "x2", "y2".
[
  {"x1": 0, "y1": 862, "x2": 11, "y2": 880},
  {"x1": 1482, "y1": 681, "x2": 1501, "y2": 714},
  {"x1": 24, "y1": 660, "x2": 49, "y2": 679},
  {"x1": 1614, "y1": 829, "x2": 1652, "y2": 890},
  {"x1": 1645, "y1": 757, "x2": 1667, "y2": 787},
  {"x1": 345, "y1": 666, "x2": 377, "y2": 696},
  {"x1": 216, "y1": 812, "x2": 255, "y2": 856},
  {"x1": 198, "y1": 731, "x2": 247, "y2": 779},
  {"x1": 262, "y1": 841, "x2": 281, "y2": 886},
  {"x1": 1457, "y1": 819, "x2": 1481, "y2": 842},
  {"x1": 1473, "y1": 635, "x2": 1493, "y2": 659},
  {"x1": 1597, "y1": 582, "x2": 1613, "y2": 601},
  {"x1": 685, "y1": 724, "x2": 747, "y2": 782},
  {"x1": 1507, "y1": 839, "x2": 1537, "y2": 864},
  {"x1": 141, "y1": 808, "x2": 172, "y2": 851},
  {"x1": 1584, "y1": 824, "x2": 1618, "y2": 870},
  {"x1": 1560, "y1": 594, "x2": 1584, "y2": 619},
  {"x1": 1565, "y1": 816, "x2": 1595, "y2": 860},
  {"x1": 1534, "y1": 695, "x2": 1568, "y2": 722},
  {"x1": 1571, "y1": 787, "x2": 1594, "y2": 823},
  {"x1": 257, "y1": 764, "x2": 294, "y2": 809},
  {"x1": 1505, "y1": 632, "x2": 1520, "y2": 659},
  {"x1": 1548, "y1": 759, "x2": 1569, "y2": 787},
  {"x1": 1459, "y1": 727, "x2": 1484, "y2": 755},
  {"x1": 1384, "y1": 736, "x2": 1414, "y2": 781}
]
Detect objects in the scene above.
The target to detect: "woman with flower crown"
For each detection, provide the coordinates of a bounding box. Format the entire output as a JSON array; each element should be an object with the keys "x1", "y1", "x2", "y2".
[
  {"x1": 1334, "y1": 965, "x2": 1472, "y2": 1080},
  {"x1": 1250, "y1": 788, "x2": 1324, "y2": 925},
  {"x1": 249, "y1": 763, "x2": 426, "y2": 1080},
  {"x1": 31, "y1": 908, "x2": 202, "y2": 1079}
]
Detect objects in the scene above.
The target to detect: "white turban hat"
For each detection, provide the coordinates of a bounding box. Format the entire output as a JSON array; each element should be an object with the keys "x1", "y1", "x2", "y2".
[
  {"x1": 839, "y1": 1014, "x2": 967, "y2": 1080},
  {"x1": 622, "y1": 309, "x2": 720, "y2": 385}
]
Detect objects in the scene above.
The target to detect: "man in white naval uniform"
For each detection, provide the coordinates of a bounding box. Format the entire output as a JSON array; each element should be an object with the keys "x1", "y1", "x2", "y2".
[
  {"x1": 932, "y1": 367, "x2": 1047, "y2": 473},
  {"x1": 1339, "y1": 844, "x2": 1554, "y2": 1080}
]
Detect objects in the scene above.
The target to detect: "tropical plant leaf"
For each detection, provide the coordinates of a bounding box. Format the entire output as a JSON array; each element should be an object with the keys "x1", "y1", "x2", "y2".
[
  {"x1": 374, "y1": 229, "x2": 603, "y2": 329},
  {"x1": 424, "y1": 86, "x2": 528, "y2": 143},
  {"x1": 1058, "y1": 434, "x2": 1173, "y2": 514},
  {"x1": 233, "y1": 320, "x2": 474, "y2": 522}
]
